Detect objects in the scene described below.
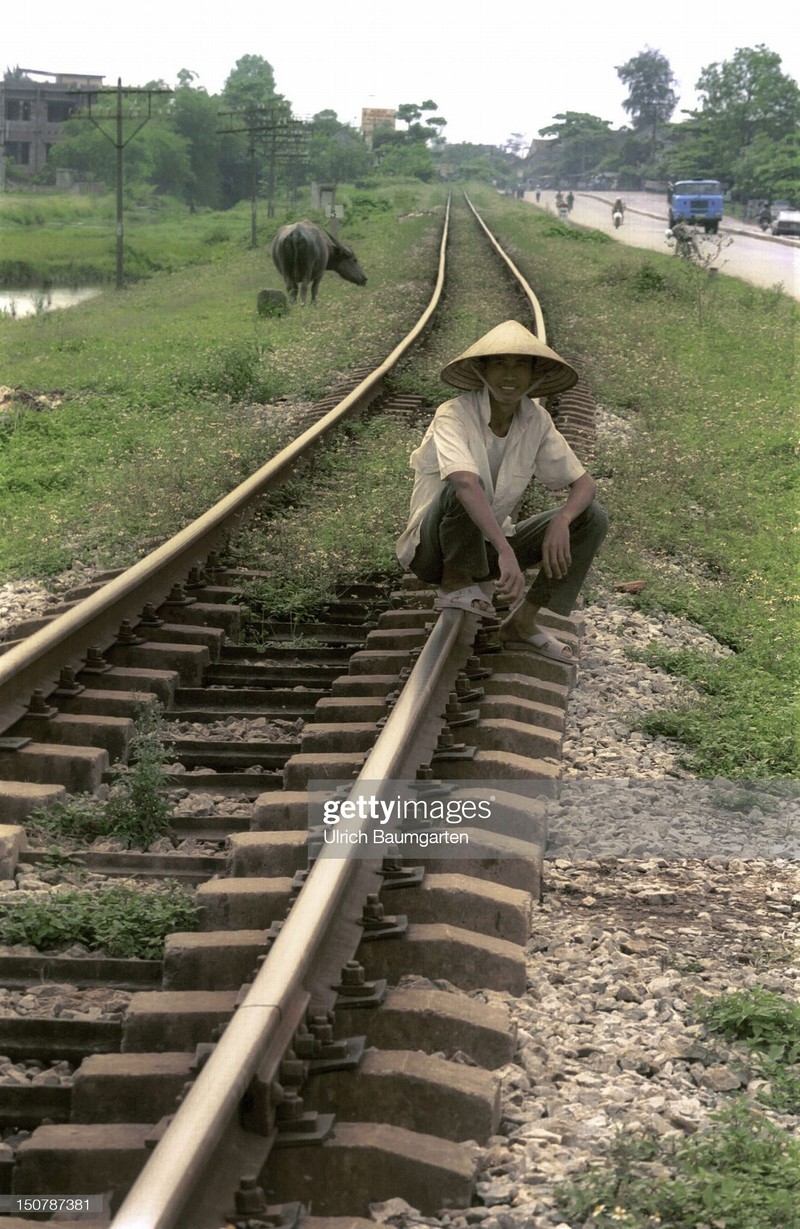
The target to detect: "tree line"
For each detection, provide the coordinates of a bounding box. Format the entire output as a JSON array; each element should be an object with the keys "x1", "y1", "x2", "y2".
[
  {"x1": 535, "y1": 45, "x2": 798, "y2": 204},
  {"x1": 4, "y1": 44, "x2": 797, "y2": 207},
  {"x1": 3, "y1": 56, "x2": 447, "y2": 207}
]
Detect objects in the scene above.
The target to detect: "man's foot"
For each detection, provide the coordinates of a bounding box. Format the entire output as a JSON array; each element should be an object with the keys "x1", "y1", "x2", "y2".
[
  {"x1": 434, "y1": 583, "x2": 498, "y2": 620},
  {"x1": 498, "y1": 615, "x2": 573, "y2": 661}
]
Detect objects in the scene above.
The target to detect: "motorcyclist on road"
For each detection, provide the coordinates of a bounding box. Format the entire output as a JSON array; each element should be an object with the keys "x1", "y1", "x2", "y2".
[
  {"x1": 757, "y1": 205, "x2": 771, "y2": 230},
  {"x1": 668, "y1": 220, "x2": 700, "y2": 260},
  {"x1": 612, "y1": 197, "x2": 625, "y2": 217}
]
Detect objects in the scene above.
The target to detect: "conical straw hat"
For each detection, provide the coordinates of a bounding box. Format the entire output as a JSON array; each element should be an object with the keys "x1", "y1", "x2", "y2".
[{"x1": 441, "y1": 320, "x2": 578, "y2": 397}]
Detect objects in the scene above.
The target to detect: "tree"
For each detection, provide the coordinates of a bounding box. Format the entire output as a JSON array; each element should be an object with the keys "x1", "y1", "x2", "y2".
[
  {"x1": 616, "y1": 48, "x2": 677, "y2": 159},
  {"x1": 170, "y1": 72, "x2": 224, "y2": 207},
  {"x1": 49, "y1": 115, "x2": 192, "y2": 198},
  {"x1": 538, "y1": 112, "x2": 614, "y2": 182},
  {"x1": 307, "y1": 110, "x2": 372, "y2": 183},
  {"x1": 396, "y1": 100, "x2": 447, "y2": 144},
  {"x1": 693, "y1": 46, "x2": 798, "y2": 164},
  {"x1": 729, "y1": 130, "x2": 800, "y2": 204},
  {"x1": 222, "y1": 54, "x2": 278, "y2": 115},
  {"x1": 220, "y1": 56, "x2": 292, "y2": 210},
  {"x1": 666, "y1": 46, "x2": 799, "y2": 199},
  {"x1": 377, "y1": 141, "x2": 436, "y2": 181},
  {"x1": 503, "y1": 133, "x2": 528, "y2": 158}
]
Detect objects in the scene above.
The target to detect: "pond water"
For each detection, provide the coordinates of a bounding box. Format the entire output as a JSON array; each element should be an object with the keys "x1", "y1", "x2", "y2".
[{"x1": 0, "y1": 287, "x2": 102, "y2": 318}]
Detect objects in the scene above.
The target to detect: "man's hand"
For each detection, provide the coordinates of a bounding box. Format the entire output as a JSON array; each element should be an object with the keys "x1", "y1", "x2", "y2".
[
  {"x1": 495, "y1": 542, "x2": 526, "y2": 604},
  {"x1": 540, "y1": 511, "x2": 572, "y2": 580}
]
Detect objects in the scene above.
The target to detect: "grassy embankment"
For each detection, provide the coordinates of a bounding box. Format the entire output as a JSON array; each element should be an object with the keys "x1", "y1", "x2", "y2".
[
  {"x1": 0, "y1": 193, "x2": 255, "y2": 286},
  {"x1": 0, "y1": 182, "x2": 444, "y2": 574},
  {"x1": 0, "y1": 182, "x2": 797, "y2": 779}
]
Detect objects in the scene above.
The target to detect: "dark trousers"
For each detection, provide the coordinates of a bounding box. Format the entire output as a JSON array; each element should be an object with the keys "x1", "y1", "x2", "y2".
[{"x1": 410, "y1": 483, "x2": 608, "y2": 616}]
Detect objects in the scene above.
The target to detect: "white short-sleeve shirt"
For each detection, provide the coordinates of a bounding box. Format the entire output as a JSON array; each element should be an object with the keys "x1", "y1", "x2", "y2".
[{"x1": 396, "y1": 386, "x2": 586, "y2": 567}]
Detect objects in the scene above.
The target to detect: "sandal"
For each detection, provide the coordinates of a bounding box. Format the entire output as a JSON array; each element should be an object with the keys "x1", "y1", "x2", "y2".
[
  {"x1": 433, "y1": 584, "x2": 499, "y2": 621},
  {"x1": 501, "y1": 628, "x2": 574, "y2": 661}
]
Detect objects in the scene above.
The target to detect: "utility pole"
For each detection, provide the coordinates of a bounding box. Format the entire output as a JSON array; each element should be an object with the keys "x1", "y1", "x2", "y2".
[
  {"x1": 0, "y1": 80, "x2": 6, "y2": 193},
  {"x1": 218, "y1": 102, "x2": 308, "y2": 246},
  {"x1": 70, "y1": 79, "x2": 173, "y2": 288}
]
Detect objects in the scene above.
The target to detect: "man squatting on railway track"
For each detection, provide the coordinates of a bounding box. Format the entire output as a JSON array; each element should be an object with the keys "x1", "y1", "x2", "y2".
[{"x1": 396, "y1": 320, "x2": 608, "y2": 661}]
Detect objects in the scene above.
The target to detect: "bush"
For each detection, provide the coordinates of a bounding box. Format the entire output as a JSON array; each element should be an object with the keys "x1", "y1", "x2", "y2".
[
  {"x1": 556, "y1": 1101, "x2": 800, "y2": 1229},
  {"x1": 0, "y1": 881, "x2": 197, "y2": 958}
]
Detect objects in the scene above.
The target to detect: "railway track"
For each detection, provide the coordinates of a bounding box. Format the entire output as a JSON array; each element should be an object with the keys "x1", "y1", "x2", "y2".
[{"x1": 0, "y1": 192, "x2": 597, "y2": 1227}]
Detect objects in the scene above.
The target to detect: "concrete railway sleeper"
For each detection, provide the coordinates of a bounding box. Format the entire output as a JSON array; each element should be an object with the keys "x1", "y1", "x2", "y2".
[{"x1": 0, "y1": 193, "x2": 598, "y2": 1226}]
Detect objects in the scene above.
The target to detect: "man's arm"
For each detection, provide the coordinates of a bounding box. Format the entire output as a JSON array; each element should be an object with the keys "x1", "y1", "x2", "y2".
[
  {"x1": 540, "y1": 472, "x2": 597, "y2": 580},
  {"x1": 447, "y1": 471, "x2": 527, "y2": 604}
]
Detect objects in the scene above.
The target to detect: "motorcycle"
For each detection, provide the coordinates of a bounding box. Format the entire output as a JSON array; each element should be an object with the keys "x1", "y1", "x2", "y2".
[
  {"x1": 612, "y1": 210, "x2": 623, "y2": 229},
  {"x1": 665, "y1": 226, "x2": 698, "y2": 260}
]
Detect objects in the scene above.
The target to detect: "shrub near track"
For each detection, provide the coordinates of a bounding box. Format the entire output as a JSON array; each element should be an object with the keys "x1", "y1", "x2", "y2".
[{"x1": 0, "y1": 182, "x2": 797, "y2": 778}]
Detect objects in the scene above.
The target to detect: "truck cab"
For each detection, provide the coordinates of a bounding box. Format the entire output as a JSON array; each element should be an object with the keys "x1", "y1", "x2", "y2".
[{"x1": 668, "y1": 180, "x2": 724, "y2": 234}]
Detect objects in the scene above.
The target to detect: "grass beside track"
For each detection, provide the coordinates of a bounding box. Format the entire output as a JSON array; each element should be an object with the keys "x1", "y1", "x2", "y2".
[{"x1": 0, "y1": 181, "x2": 797, "y2": 779}]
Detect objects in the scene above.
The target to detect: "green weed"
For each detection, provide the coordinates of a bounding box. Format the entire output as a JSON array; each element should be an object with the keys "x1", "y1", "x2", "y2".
[
  {"x1": 696, "y1": 988, "x2": 800, "y2": 1062},
  {"x1": 26, "y1": 793, "x2": 109, "y2": 843},
  {"x1": 26, "y1": 703, "x2": 175, "y2": 850},
  {"x1": 104, "y1": 701, "x2": 173, "y2": 849},
  {"x1": 233, "y1": 417, "x2": 412, "y2": 622},
  {"x1": 695, "y1": 988, "x2": 800, "y2": 1114},
  {"x1": 0, "y1": 880, "x2": 197, "y2": 959},
  {"x1": 556, "y1": 1100, "x2": 800, "y2": 1229}
]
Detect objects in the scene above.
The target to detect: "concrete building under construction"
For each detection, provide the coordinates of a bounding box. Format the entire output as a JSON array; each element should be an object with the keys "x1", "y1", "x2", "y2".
[{"x1": 1, "y1": 69, "x2": 103, "y2": 179}]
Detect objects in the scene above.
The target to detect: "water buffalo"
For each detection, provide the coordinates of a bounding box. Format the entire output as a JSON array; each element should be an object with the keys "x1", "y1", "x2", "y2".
[{"x1": 270, "y1": 220, "x2": 367, "y2": 305}]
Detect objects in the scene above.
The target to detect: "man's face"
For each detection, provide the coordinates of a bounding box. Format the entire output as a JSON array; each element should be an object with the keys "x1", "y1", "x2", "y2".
[{"x1": 482, "y1": 355, "x2": 536, "y2": 405}]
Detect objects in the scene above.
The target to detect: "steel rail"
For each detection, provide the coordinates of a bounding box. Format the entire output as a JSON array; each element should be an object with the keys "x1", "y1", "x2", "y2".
[
  {"x1": 0, "y1": 196, "x2": 452, "y2": 737},
  {"x1": 110, "y1": 604, "x2": 473, "y2": 1229},
  {"x1": 463, "y1": 191, "x2": 547, "y2": 342}
]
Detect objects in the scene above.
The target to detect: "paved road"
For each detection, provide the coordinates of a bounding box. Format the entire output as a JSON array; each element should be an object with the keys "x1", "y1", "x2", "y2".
[{"x1": 524, "y1": 190, "x2": 799, "y2": 299}]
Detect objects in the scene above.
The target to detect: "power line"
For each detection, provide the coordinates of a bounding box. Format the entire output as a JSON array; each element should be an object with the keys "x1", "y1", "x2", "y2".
[
  {"x1": 218, "y1": 102, "x2": 309, "y2": 243},
  {"x1": 69, "y1": 79, "x2": 173, "y2": 288}
]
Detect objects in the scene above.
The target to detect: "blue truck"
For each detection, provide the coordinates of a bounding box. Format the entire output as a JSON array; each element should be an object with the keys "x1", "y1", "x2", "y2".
[{"x1": 668, "y1": 180, "x2": 724, "y2": 234}]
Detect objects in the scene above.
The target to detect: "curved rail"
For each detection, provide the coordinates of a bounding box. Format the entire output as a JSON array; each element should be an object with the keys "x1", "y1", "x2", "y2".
[
  {"x1": 0, "y1": 197, "x2": 452, "y2": 737},
  {"x1": 463, "y1": 191, "x2": 547, "y2": 341}
]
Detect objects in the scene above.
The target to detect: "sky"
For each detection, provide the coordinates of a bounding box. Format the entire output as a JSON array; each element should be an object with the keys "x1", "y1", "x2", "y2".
[{"x1": 3, "y1": 0, "x2": 797, "y2": 147}]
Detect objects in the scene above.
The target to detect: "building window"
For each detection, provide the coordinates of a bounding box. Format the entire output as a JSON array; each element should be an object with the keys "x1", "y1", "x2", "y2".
[
  {"x1": 5, "y1": 99, "x2": 32, "y2": 121},
  {"x1": 5, "y1": 141, "x2": 31, "y2": 165},
  {"x1": 47, "y1": 100, "x2": 75, "y2": 122}
]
